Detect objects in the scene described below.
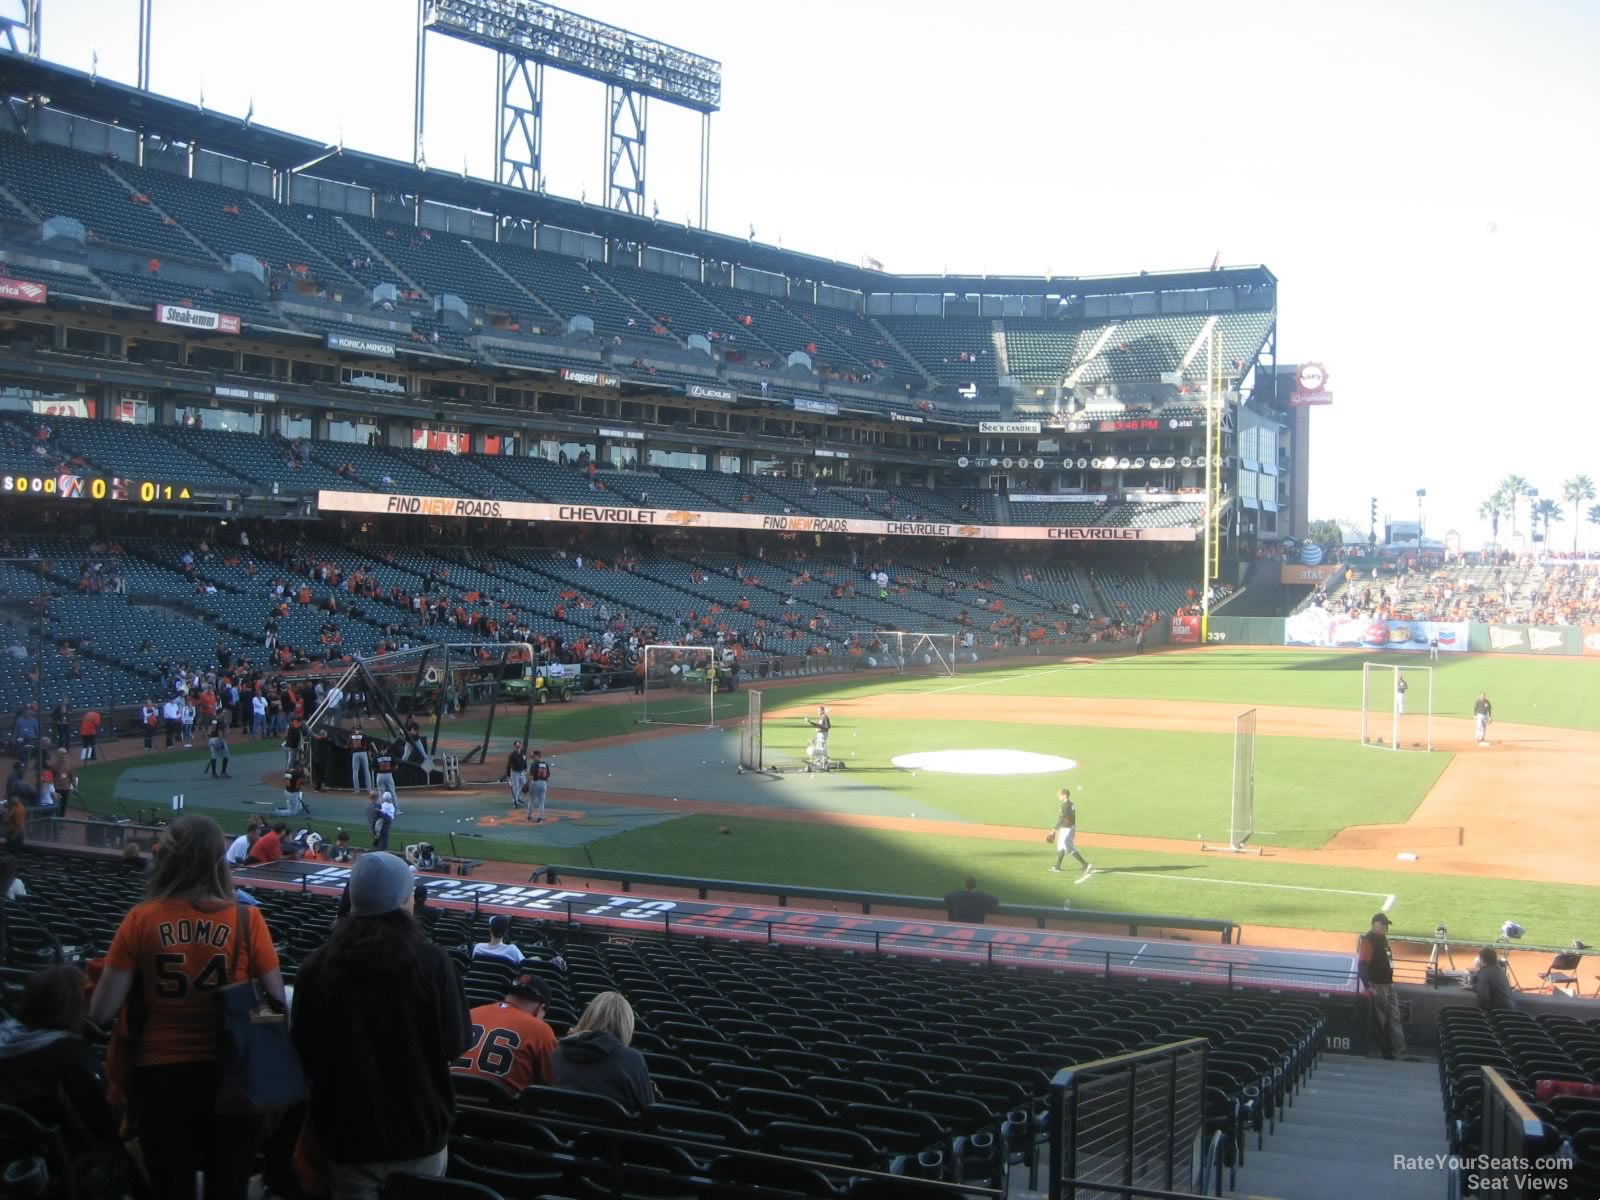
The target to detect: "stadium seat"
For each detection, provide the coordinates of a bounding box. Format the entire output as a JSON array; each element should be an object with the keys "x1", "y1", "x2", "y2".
[{"x1": 381, "y1": 1174, "x2": 506, "y2": 1199}]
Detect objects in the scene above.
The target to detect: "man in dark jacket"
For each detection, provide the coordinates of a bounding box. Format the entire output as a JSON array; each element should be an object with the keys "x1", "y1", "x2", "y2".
[
  {"x1": 944, "y1": 876, "x2": 999, "y2": 924},
  {"x1": 1357, "y1": 912, "x2": 1408, "y2": 1059},
  {"x1": 292, "y1": 853, "x2": 471, "y2": 1196},
  {"x1": 1473, "y1": 948, "x2": 1517, "y2": 1011}
]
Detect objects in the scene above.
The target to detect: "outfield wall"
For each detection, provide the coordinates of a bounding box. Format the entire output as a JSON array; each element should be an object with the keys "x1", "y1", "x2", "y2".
[{"x1": 1199, "y1": 616, "x2": 1600, "y2": 657}]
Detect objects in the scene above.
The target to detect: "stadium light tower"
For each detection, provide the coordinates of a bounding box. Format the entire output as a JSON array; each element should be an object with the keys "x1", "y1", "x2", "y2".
[
  {"x1": 416, "y1": 0, "x2": 721, "y2": 222},
  {"x1": 0, "y1": 0, "x2": 42, "y2": 57}
]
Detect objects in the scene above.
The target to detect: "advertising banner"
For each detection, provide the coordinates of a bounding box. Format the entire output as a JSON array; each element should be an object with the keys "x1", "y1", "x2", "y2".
[
  {"x1": 154, "y1": 303, "x2": 241, "y2": 335},
  {"x1": 1289, "y1": 363, "x2": 1333, "y2": 407},
  {"x1": 1584, "y1": 628, "x2": 1600, "y2": 657},
  {"x1": 0, "y1": 276, "x2": 48, "y2": 305},
  {"x1": 1169, "y1": 613, "x2": 1201, "y2": 645},
  {"x1": 1281, "y1": 563, "x2": 1341, "y2": 585},
  {"x1": 684, "y1": 383, "x2": 736, "y2": 402},
  {"x1": 316, "y1": 489, "x2": 1198, "y2": 543},
  {"x1": 1484, "y1": 625, "x2": 1570, "y2": 654},
  {"x1": 325, "y1": 331, "x2": 396, "y2": 358},
  {"x1": 793, "y1": 397, "x2": 839, "y2": 416},
  {"x1": 1283, "y1": 609, "x2": 1468, "y2": 652},
  {"x1": 559, "y1": 367, "x2": 620, "y2": 387},
  {"x1": 978, "y1": 421, "x2": 1040, "y2": 434}
]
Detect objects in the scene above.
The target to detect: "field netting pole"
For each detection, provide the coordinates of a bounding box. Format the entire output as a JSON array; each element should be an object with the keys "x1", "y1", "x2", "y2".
[
  {"x1": 1391, "y1": 662, "x2": 1400, "y2": 753},
  {"x1": 738, "y1": 689, "x2": 776, "y2": 776},
  {"x1": 1203, "y1": 708, "x2": 1260, "y2": 854}
]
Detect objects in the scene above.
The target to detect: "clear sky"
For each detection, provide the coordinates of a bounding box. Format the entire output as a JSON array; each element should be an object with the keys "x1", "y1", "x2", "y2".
[{"x1": 33, "y1": 0, "x2": 1600, "y2": 547}]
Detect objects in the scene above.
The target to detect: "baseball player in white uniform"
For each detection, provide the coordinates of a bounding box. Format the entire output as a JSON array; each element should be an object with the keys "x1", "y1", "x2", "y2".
[{"x1": 1049, "y1": 788, "x2": 1092, "y2": 876}]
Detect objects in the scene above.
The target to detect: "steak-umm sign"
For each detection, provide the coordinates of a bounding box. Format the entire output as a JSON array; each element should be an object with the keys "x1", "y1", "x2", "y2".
[{"x1": 320, "y1": 489, "x2": 1196, "y2": 542}]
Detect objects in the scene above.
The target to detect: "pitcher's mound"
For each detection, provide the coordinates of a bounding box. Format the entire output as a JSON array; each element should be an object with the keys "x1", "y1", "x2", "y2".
[{"x1": 891, "y1": 749, "x2": 1077, "y2": 776}]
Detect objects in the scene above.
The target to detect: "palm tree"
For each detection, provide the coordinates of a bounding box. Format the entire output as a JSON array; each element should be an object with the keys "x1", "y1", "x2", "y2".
[
  {"x1": 1533, "y1": 498, "x2": 1562, "y2": 548},
  {"x1": 1563, "y1": 474, "x2": 1596, "y2": 553},
  {"x1": 1589, "y1": 503, "x2": 1600, "y2": 551},
  {"x1": 1497, "y1": 475, "x2": 1531, "y2": 538},
  {"x1": 1478, "y1": 495, "x2": 1506, "y2": 549}
]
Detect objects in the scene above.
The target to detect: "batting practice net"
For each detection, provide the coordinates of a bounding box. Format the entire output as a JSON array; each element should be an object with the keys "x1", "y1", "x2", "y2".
[
  {"x1": 847, "y1": 631, "x2": 957, "y2": 676},
  {"x1": 738, "y1": 689, "x2": 765, "y2": 772},
  {"x1": 1204, "y1": 708, "x2": 1258, "y2": 853},
  {"x1": 1361, "y1": 662, "x2": 1434, "y2": 753},
  {"x1": 640, "y1": 644, "x2": 730, "y2": 728}
]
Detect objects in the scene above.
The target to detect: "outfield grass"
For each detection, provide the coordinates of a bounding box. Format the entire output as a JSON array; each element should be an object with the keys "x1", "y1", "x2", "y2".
[
  {"x1": 575, "y1": 813, "x2": 1600, "y2": 945},
  {"x1": 759, "y1": 716, "x2": 1451, "y2": 849},
  {"x1": 485, "y1": 649, "x2": 1600, "y2": 741},
  {"x1": 920, "y1": 649, "x2": 1600, "y2": 730},
  {"x1": 66, "y1": 648, "x2": 1596, "y2": 944}
]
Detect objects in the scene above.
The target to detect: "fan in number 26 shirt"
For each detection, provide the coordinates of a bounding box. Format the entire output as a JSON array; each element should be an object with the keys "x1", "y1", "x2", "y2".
[{"x1": 451, "y1": 972, "x2": 558, "y2": 1098}]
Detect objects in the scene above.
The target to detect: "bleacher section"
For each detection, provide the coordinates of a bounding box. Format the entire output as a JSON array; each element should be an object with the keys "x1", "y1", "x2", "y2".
[
  {"x1": 0, "y1": 133, "x2": 1275, "y2": 423},
  {"x1": 877, "y1": 316, "x2": 999, "y2": 386},
  {"x1": 0, "y1": 524, "x2": 1201, "y2": 719},
  {"x1": 10, "y1": 852, "x2": 1334, "y2": 1196},
  {"x1": 0, "y1": 135, "x2": 205, "y2": 260}
]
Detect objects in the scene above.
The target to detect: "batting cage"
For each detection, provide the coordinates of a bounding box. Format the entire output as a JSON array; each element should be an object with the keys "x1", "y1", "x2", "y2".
[
  {"x1": 846, "y1": 631, "x2": 957, "y2": 676},
  {"x1": 639, "y1": 644, "x2": 736, "y2": 728},
  {"x1": 1360, "y1": 662, "x2": 1434, "y2": 752},
  {"x1": 302, "y1": 641, "x2": 534, "y2": 789},
  {"x1": 737, "y1": 688, "x2": 768, "y2": 774},
  {"x1": 1204, "y1": 708, "x2": 1259, "y2": 854}
]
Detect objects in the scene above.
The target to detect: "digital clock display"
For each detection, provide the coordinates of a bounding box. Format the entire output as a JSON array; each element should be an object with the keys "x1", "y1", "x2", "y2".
[{"x1": 2, "y1": 473, "x2": 195, "y2": 503}]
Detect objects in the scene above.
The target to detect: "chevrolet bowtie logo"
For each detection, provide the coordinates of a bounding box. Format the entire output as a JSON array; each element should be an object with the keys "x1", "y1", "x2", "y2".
[{"x1": 663, "y1": 511, "x2": 701, "y2": 525}]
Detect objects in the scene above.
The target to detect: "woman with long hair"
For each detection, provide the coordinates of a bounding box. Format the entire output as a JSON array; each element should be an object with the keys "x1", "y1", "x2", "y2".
[
  {"x1": 292, "y1": 852, "x2": 469, "y2": 1199},
  {"x1": 550, "y1": 990, "x2": 654, "y2": 1113},
  {"x1": 88, "y1": 814, "x2": 284, "y2": 1200}
]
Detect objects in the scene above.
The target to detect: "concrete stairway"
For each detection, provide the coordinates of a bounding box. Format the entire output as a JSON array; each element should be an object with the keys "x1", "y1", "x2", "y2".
[{"x1": 1227, "y1": 1055, "x2": 1446, "y2": 1200}]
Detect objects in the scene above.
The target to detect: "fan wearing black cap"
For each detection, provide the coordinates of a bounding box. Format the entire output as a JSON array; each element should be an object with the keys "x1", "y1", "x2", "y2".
[
  {"x1": 1357, "y1": 912, "x2": 1409, "y2": 1060},
  {"x1": 451, "y1": 973, "x2": 558, "y2": 1099},
  {"x1": 292, "y1": 853, "x2": 471, "y2": 1196}
]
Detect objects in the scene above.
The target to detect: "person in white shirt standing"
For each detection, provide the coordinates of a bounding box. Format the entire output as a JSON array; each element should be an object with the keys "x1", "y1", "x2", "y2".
[
  {"x1": 161, "y1": 697, "x2": 183, "y2": 749},
  {"x1": 180, "y1": 699, "x2": 196, "y2": 748},
  {"x1": 251, "y1": 693, "x2": 268, "y2": 738}
]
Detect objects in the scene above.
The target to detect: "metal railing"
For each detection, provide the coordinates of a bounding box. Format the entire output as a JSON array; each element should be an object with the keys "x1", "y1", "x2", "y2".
[
  {"x1": 1463, "y1": 1065, "x2": 1563, "y2": 1200},
  {"x1": 1048, "y1": 1039, "x2": 1210, "y2": 1199},
  {"x1": 537, "y1": 864, "x2": 1239, "y2": 941}
]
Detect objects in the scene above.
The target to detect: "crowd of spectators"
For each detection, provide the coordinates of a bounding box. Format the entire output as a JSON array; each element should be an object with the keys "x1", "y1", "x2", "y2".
[
  {"x1": 1312, "y1": 555, "x2": 1600, "y2": 626},
  {"x1": 0, "y1": 817, "x2": 654, "y2": 1199}
]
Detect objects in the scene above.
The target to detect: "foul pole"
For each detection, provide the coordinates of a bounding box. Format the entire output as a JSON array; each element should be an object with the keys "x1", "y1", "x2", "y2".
[{"x1": 1200, "y1": 328, "x2": 1224, "y2": 641}]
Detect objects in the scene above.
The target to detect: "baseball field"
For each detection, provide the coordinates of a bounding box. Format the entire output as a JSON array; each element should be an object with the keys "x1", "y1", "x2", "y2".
[{"x1": 82, "y1": 647, "x2": 1600, "y2": 949}]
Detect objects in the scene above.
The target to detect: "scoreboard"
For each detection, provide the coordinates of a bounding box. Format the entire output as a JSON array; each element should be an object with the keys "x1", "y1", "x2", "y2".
[{"x1": 2, "y1": 472, "x2": 196, "y2": 503}]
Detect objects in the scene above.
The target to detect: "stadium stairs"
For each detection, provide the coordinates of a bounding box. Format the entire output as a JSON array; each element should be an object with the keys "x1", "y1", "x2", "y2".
[
  {"x1": 1225, "y1": 1055, "x2": 1445, "y2": 1200},
  {"x1": 1220, "y1": 558, "x2": 1288, "y2": 617}
]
